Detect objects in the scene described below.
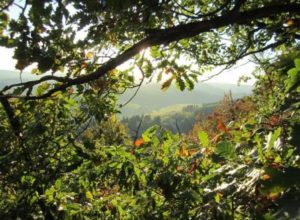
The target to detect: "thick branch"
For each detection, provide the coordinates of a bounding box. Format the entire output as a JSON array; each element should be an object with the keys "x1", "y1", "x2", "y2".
[{"x1": 2, "y1": 3, "x2": 300, "y2": 100}]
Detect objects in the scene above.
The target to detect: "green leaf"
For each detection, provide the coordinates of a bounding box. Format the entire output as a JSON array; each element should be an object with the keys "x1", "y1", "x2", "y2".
[
  {"x1": 185, "y1": 78, "x2": 194, "y2": 91},
  {"x1": 287, "y1": 67, "x2": 298, "y2": 77},
  {"x1": 215, "y1": 141, "x2": 236, "y2": 160},
  {"x1": 142, "y1": 125, "x2": 159, "y2": 142},
  {"x1": 31, "y1": 68, "x2": 42, "y2": 75},
  {"x1": 266, "y1": 128, "x2": 281, "y2": 156},
  {"x1": 85, "y1": 191, "x2": 93, "y2": 200},
  {"x1": 254, "y1": 135, "x2": 266, "y2": 164},
  {"x1": 36, "y1": 82, "x2": 50, "y2": 95},
  {"x1": 45, "y1": 186, "x2": 56, "y2": 202},
  {"x1": 12, "y1": 87, "x2": 26, "y2": 95},
  {"x1": 156, "y1": 71, "x2": 163, "y2": 82},
  {"x1": 215, "y1": 193, "x2": 221, "y2": 203},
  {"x1": 294, "y1": 58, "x2": 300, "y2": 70},
  {"x1": 66, "y1": 203, "x2": 81, "y2": 212},
  {"x1": 285, "y1": 66, "x2": 300, "y2": 92},
  {"x1": 150, "y1": 46, "x2": 160, "y2": 58},
  {"x1": 198, "y1": 131, "x2": 209, "y2": 147},
  {"x1": 175, "y1": 77, "x2": 185, "y2": 91},
  {"x1": 134, "y1": 167, "x2": 146, "y2": 183},
  {"x1": 55, "y1": 179, "x2": 62, "y2": 189}
]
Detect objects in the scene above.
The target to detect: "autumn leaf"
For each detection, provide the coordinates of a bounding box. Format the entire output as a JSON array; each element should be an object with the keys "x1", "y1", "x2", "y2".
[
  {"x1": 201, "y1": 147, "x2": 213, "y2": 155},
  {"x1": 287, "y1": 19, "x2": 295, "y2": 26},
  {"x1": 270, "y1": 115, "x2": 280, "y2": 126},
  {"x1": 176, "y1": 166, "x2": 184, "y2": 172},
  {"x1": 188, "y1": 149, "x2": 198, "y2": 156},
  {"x1": 161, "y1": 76, "x2": 175, "y2": 91},
  {"x1": 267, "y1": 193, "x2": 280, "y2": 201},
  {"x1": 262, "y1": 174, "x2": 271, "y2": 181},
  {"x1": 68, "y1": 87, "x2": 74, "y2": 94},
  {"x1": 271, "y1": 162, "x2": 281, "y2": 169},
  {"x1": 180, "y1": 149, "x2": 189, "y2": 157},
  {"x1": 165, "y1": 67, "x2": 174, "y2": 75},
  {"x1": 187, "y1": 162, "x2": 197, "y2": 174},
  {"x1": 81, "y1": 63, "x2": 88, "y2": 69},
  {"x1": 134, "y1": 138, "x2": 144, "y2": 148},
  {"x1": 217, "y1": 120, "x2": 228, "y2": 132}
]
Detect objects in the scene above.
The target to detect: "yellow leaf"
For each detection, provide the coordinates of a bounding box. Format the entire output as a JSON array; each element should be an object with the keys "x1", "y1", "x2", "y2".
[
  {"x1": 179, "y1": 144, "x2": 189, "y2": 157},
  {"x1": 109, "y1": 69, "x2": 118, "y2": 75},
  {"x1": 287, "y1": 19, "x2": 295, "y2": 27}
]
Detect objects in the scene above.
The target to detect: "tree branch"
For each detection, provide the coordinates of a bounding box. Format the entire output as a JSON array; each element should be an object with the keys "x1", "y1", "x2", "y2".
[{"x1": 2, "y1": 3, "x2": 300, "y2": 100}]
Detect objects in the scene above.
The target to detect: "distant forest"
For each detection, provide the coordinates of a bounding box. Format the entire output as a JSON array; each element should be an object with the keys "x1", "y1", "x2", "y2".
[{"x1": 122, "y1": 103, "x2": 216, "y2": 139}]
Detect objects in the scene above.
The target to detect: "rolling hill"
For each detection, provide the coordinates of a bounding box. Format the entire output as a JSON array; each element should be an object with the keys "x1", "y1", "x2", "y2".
[
  {"x1": 0, "y1": 69, "x2": 253, "y2": 118},
  {"x1": 118, "y1": 83, "x2": 253, "y2": 117}
]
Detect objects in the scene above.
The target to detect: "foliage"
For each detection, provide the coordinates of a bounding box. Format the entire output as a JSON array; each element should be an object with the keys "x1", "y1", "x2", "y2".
[
  {"x1": 82, "y1": 115, "x2": 131, "y2": 146},
  {"x1": 0, "y1": 0, "x2": 300, "y2": 219},
  {"x1": 0, "y1": 52, "x2": 300, "y2": 219},
  {"x1": 0, "y1": 89, "x2": 121, "y2": 218},
  {"x1": 189, "y1": 93, "x2": 256, "y2": 141}
]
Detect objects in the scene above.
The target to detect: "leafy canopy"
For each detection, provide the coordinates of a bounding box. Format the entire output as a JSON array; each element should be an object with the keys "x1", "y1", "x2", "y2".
[{"x1": 0, "y1": 0, "x2": 299, "y2": 99}]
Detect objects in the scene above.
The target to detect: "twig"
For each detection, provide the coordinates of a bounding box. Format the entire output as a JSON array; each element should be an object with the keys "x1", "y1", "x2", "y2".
[
  {"x1": 119, "y1": 56, "x2": 146, "y2": 107},
  {"x1": 200, "y1": 64, "x2": 233, "y2": 82}
]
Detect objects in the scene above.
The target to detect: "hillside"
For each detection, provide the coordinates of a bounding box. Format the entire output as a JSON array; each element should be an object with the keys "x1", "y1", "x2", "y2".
[
  {"x1": 150, "y1": 104, "x2": 203, "y2": 117},
  {"x1": 118, "y1": 83, "x2": 252, "y2": 117},
  {"x1": 0, "y1": 69, "x2": 253, "y2": 118},
  {"x1": 122, "y1": 103, "x2": 216, "y2": 138}
]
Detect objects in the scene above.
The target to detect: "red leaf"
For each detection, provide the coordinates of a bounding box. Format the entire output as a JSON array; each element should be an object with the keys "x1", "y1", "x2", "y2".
[{"x1": 217, "y1": 120, "x2": 228, "y2": 132}]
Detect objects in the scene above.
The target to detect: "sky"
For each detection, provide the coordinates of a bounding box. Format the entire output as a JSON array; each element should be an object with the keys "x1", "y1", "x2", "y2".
[{"x1": 0, "y1": 46, "x2": 257, "y2": 85}]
